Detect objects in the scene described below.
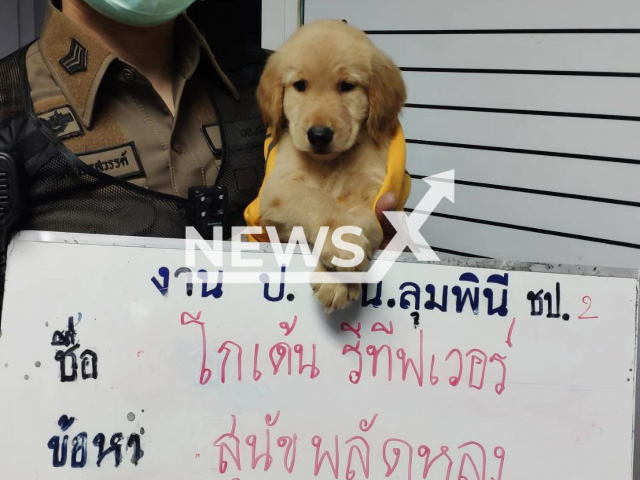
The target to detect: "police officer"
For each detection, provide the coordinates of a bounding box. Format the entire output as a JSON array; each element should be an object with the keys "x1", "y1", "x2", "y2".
[{"x1": 0, "y1": 0, "x2": 271, "y2": 242}]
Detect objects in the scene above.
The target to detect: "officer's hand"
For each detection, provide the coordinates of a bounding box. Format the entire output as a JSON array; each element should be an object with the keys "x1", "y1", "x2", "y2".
[{"x1": 375, "y1": 192, "x2": 398, "y2": 249}]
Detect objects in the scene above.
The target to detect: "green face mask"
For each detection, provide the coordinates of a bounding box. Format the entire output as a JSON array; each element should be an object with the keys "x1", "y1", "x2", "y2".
[{"x1": 83, "y1": 0, "x2": 198, "y2": 27}]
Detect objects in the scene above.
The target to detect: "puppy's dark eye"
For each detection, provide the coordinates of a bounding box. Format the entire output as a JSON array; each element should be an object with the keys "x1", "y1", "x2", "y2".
[
  {"x1": 340, "y1": 81, "x2": 356, "y2": 93},
  {"x1": 293, "y1": 80, "x2": 307, "y2": 92}
]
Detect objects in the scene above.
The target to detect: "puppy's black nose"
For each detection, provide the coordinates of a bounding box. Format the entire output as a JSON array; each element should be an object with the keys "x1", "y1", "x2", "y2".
[{"x1": 307, "y1": 127, "x2": 334, "y2": 147}]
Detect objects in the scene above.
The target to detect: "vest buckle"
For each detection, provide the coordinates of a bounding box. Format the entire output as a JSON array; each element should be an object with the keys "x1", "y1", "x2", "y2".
[{"x1": 188, "y1": 185, "x2": 230, "y2": 240}]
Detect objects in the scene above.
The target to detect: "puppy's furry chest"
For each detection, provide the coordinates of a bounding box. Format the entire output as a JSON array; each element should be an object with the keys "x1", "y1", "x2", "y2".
[{"x1": 279, "y1": 135, "x2": 388, "y2": 206}]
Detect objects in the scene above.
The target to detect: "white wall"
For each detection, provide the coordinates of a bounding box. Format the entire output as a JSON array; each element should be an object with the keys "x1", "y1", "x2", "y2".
[{"x1": 261, "y1": 0, "x2": 301, "y2": 50}]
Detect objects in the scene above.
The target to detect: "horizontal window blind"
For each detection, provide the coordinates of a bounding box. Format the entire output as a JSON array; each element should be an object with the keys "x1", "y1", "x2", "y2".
[{"x1": 305, "y1": 0, "x2": 640, "y2": 268}]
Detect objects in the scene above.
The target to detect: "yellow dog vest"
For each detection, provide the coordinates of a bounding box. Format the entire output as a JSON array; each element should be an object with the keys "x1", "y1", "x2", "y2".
[{"x1": 244, "y1": 125, "x2": 412, "y2": 242}]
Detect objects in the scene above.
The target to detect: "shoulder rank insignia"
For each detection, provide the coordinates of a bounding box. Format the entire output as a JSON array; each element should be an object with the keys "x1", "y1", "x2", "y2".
[{"x1": 59, "y1": 39, "x2": 88, "y2": 75}]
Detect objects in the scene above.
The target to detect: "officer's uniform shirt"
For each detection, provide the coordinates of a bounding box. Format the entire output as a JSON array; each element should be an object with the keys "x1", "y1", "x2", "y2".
[{"x1": 25, "y1": 1, "x2": 234, "y2": 198}]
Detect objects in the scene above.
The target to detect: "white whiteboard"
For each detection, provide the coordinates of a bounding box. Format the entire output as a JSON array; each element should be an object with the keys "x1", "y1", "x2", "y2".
[
  {"x1": 304, "y1": 0, "x2": 640, "y2": 269},
  {"x1": 0, "y1": 231, "x2": 637, "y2": 479}
]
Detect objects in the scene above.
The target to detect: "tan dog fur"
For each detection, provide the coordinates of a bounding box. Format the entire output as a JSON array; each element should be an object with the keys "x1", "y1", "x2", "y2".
[{"x1": 257, "y1": 20, "x2": 406, "y2": 312}]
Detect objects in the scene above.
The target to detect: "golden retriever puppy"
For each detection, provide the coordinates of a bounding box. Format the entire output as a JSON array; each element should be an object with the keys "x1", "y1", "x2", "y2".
[{"x1": 256, "y1": 20, "x2": 406, "y2": 312}]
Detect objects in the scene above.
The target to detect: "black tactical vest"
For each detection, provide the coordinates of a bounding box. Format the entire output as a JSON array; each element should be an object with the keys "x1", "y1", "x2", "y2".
[{"x1": 0, "y1": 43, "x2": 266, "y2": 239}]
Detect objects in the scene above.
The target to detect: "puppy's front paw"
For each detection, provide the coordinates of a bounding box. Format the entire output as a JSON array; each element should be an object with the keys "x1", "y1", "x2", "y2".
[
  {"x1": 320, "y1": 232, "x2": 373, "y2": 272},
  {"x1": 311, "y1": 263, "x2": 361, "y2": 312},
  {"x1": 312, "y1": 282, "x2": 361, "y2": 312}
]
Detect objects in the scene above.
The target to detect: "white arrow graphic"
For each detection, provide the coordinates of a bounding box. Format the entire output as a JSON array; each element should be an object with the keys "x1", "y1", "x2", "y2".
[{"x1": 361, "y1": 169, "x2": 455, "y2": 282}]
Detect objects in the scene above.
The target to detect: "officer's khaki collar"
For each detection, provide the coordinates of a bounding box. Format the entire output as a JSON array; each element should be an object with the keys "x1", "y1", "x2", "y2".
[{"x1": 38, "y1": 1, "x2": 238, "y2": 129}]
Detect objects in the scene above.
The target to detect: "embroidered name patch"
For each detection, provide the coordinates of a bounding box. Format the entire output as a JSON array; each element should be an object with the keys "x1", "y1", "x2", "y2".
[
  {"x1": 38, "y1": 106, "x2": 83, "y2": 140},
  {"x1": 202, "y1": 122, "x2": 223, "y2": 159},
  {"x1": 78, "y1": 142, "x2": 144, "y2": 180}
]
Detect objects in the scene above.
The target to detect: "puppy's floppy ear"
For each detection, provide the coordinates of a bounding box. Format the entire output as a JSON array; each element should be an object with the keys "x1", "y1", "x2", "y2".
[
  {"x1": 257, "y1": 52, "x2": 285, "y2": 141},
  {"x1": 367, "y1": 49, "x2": 407, "y2": 144}
]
